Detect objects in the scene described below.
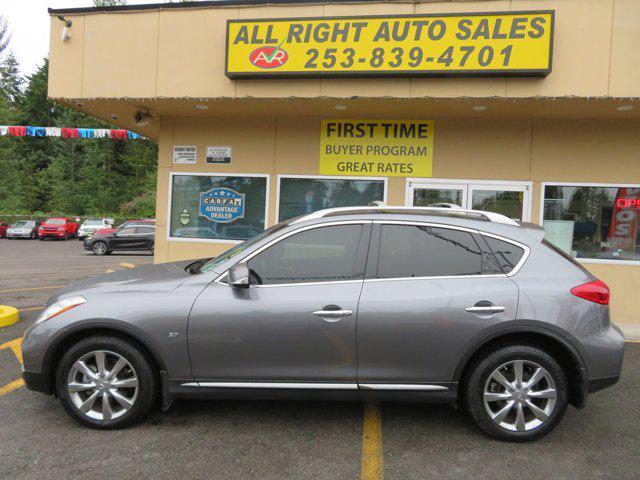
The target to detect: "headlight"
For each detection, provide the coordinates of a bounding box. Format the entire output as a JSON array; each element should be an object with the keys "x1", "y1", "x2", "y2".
[{"x1": 35, "y1": 296, "x2": 86, "y2": 325}]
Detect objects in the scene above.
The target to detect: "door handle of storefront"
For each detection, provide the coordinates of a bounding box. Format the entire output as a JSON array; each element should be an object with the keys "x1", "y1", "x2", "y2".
[{"x1": 312, "y1": 305, "x2": 353, "y2": 322}]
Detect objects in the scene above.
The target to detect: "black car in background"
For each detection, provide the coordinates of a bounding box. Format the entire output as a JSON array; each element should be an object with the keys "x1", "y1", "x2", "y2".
[{"x1": 84, "y1": 224, "x2": 155, "y2": 255}]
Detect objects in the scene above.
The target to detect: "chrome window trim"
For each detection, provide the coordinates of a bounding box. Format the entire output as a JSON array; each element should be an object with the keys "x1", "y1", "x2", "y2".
[
  {"x1": 181, "y1": 382, "x2": 358, "y2": 390},
  {"x1": 364, "y1": 274, "x2": 507, "y2": 283},
  {"x1": 214, "y1": 220, "x2": 370, "y2": 285}
]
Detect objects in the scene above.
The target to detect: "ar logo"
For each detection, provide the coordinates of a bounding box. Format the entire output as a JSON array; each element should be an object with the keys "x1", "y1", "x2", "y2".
[{"x1": 249, "y1": 45, "x2": 289, "y2": 69}]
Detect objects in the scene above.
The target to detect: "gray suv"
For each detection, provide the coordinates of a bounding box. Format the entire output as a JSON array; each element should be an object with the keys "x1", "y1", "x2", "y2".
[{"x1": 21, "y1": 207, "x2": 625, "y2": 441}]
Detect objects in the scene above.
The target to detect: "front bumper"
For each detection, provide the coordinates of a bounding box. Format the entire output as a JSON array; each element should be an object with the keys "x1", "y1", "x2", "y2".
[
  {"x1": 22, "y1": 370, "x2": 51, "y2": 394},
  {"x1": 39, "y1": 232, "x2": 67, "y2": 238},
  {"x1": 6, "y1": 232, "x2": 33, "y2": 238}
]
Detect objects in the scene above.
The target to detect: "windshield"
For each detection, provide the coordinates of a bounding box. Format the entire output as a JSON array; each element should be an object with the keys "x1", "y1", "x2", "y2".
[
  {"x1": 13, "y1": 221, "x2": 34, "y2": 227},
  {"x1": 84, "y1": 220, "x2": 104, "y2": 226},
  {"x1": 199, "y1": 222, "x2": 291, "y2": 273},
  {"x1": 44, "y1": 219, "x2": 65, "y2": 225}
]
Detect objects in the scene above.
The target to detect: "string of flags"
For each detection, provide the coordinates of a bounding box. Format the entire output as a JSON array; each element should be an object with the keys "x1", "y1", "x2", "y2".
[{"x1": 0, "y1": 126, "x2": 142, "y2": 140}]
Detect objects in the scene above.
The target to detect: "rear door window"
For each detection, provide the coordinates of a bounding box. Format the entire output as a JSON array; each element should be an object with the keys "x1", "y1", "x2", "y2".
[{"x1": 376, "y1": 224, "x2": 486, "y2": 278}]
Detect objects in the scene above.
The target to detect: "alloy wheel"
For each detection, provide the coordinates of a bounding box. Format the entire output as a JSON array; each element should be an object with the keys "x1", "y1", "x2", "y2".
[
  {"x1": 67, "y1": 350, "x2": 139, "y2": 421},
  {"x1": 483, "y1": 359, "x2": 557, "y2": 432},
  {"x1": 93, "y1": 242, "x2": 107, "y2": 255}
]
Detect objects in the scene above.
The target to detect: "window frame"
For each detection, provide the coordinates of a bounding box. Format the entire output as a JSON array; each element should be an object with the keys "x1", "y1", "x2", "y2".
[
  {"x1": 167, "y1": 171, "x2": 270, "y2": 244},
  {"x1": 365, "y1": 220, "x2": 530, "y2": 282},
  {"x1": 216, "y1": 220, "x2": 372, "y2": 288},
  {"x1": 540, "y1": 181, "x2": 640, "y2": 266},
  {"x1": 275, "y1": 174, "x2": 388, "y2": 224}
]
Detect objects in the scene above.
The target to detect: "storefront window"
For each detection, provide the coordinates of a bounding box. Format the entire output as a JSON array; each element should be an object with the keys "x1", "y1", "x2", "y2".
[
  {"x1": 169, "y1": 174, "x2": 268, "y2": 241},
  {"x1": 542, "y1": 184, "x2": 640, "y2": 261},
  {"x1": 278, "y1": 177, "x2": 385, "y2": 222}
]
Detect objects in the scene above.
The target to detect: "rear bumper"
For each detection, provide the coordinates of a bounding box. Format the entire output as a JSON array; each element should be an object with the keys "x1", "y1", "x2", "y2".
[{"x1": 580, "y1": 323, "x2": 625, "y2": 392}]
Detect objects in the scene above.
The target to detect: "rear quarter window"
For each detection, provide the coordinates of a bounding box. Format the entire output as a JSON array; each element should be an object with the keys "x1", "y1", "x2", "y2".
[{"x1": 483, "y1": 237, "x2": 526, "y2": 273}]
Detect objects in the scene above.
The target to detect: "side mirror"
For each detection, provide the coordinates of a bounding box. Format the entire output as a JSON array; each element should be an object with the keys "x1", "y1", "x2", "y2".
[{"x1": 228, "y1": 263, "x2": 250, "y2": 289}]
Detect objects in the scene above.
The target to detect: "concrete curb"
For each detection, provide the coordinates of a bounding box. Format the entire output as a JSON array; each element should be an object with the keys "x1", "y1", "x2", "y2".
[{"x1": 0, "y1": 306, "x2": 19, "y2": 328}]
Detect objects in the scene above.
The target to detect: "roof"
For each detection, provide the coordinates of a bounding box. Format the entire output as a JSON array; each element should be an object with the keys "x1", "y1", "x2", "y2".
[{"x1": 48, "y1": 0, "x2": 366, "y2": 15}]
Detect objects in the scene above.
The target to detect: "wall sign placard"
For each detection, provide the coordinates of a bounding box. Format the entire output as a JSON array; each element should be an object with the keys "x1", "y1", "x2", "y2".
[
  {"x1": 173, "y1": 146, "x2": 197, "y2": 164},
  {"x1": 320, "y1": 119, "x2": 434, "y2": 177},
  {"x1": 199, "y1": 187, "x2": 245, "y2": 223},
  {"x1": 206, "y1": 146, "x2": 232, "y2": 164},
  {"x1": 226, "y1": 11, "x2": 554, "y2": 79}
]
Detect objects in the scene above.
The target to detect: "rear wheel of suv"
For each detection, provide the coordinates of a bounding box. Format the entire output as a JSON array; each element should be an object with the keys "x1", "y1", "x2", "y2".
[
  {"x1": 465, "y1": 345, "x2": 568, "y2": 442},
  {"x1": 92, "y1": 241, "x2": 108, "y2": 255},
  {"x1": 55, "y1": 336, "x2": 157, "y2": 429}
]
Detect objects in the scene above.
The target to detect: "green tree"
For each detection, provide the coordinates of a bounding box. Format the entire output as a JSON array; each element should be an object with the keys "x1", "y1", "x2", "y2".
[{"x1": 0, "y1": 52, "x2": 24, "y2": 107}]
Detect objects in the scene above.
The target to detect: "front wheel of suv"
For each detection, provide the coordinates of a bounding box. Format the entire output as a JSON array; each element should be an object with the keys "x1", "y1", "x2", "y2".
[
  {"x1": 465, "y1": 345, "x2": 568, "y2": 442},
  {"x1": 55, "y1": 336, "x2": 157, "y2": 429}
]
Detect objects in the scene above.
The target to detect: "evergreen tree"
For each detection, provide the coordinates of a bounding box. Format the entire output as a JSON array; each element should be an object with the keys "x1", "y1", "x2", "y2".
[{"x1": 0, "y1": 52, "x2": 24, "y2": 107}]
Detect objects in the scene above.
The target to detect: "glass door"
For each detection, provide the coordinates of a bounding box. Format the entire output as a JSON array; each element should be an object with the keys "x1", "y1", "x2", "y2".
[{"x1": 407, "y1": 180, "x2": 531, "y2": 221}]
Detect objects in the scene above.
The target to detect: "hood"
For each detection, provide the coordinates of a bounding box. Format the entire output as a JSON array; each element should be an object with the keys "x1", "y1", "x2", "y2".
[{"x1": 46, "y1": 260, "x2": 195, "y2": 306}]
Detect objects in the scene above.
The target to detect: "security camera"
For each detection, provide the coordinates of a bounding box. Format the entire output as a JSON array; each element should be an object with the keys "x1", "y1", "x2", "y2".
[{"x1": 134, "y1": 111, "x2": 153, "y2": 127}]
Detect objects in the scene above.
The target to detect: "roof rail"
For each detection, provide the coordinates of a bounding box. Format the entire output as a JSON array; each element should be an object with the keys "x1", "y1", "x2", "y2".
[{"x1": 290, "y1": 206, "x2": 520, "y2": 226}]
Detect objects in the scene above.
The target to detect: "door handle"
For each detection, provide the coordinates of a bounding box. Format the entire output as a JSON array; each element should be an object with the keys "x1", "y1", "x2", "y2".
[
  {"x1": 312, "y1": 306, "x2": 353, "y2": 322},
  {"x1": 465, "y1": 306, "x2": 506, "y2": 314}
]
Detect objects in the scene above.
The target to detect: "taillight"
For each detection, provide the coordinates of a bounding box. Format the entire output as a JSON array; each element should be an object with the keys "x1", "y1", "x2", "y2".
[{"x1": 570, "y1": 280, "x2": 610, "y2": 305}]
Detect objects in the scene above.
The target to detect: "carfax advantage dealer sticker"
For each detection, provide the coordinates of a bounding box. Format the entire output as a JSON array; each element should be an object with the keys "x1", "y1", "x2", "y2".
[
  {"x1": 319, "y1": 120, "x2": 434, "y2": 177},
  {"x1": 225, "y1": 11, "x2": 554, "y2": 78}
]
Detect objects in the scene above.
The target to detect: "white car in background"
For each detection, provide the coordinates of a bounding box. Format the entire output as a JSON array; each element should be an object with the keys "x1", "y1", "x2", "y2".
[{"x1": 77, "y1": 218, "x2": 114, "y2": 240}]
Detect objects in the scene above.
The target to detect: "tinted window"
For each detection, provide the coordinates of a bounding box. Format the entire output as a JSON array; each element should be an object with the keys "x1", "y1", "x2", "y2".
[
  {"x1": 118, "y1": 227, "x2": 137, "y2": 235},
  {"x1": 377, "y1": 225, "x2": 484, "y2": 278},
  {"x1": 248, "y1": 225, "x2": 364, "y2": 285},
  {"x1": 135, "y1": 226, "x2": 155, "y2": 235},
  {"x1": 483, "y1": 237, "x2": 525, "y2": 273}
]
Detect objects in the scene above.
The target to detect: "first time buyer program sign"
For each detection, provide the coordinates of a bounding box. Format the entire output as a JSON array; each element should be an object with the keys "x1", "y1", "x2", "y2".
[
  {"x1": 320, "y1": 120, "x2": 434, "y2": 177},
  {"x1": 226, "y1": 11, "x2": 554, "y2": 78}
]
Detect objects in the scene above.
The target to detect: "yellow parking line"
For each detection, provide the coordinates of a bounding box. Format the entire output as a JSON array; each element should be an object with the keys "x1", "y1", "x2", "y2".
[
  {"x1": 19, "y1": 306, "x2": 44, "y2": 312},
  {"x1": 0, "y1": 338, "x2": 23, "y2": 364},
  {"x1": 360, "y1": 402, "x2": 384, "y2": 480},
  {"x1": 0, "y1": 378, "x2": 24, "y2": 397},
  {"x1": 626, "y1": 339, "x2": 640, "y2": 344},
  {"x1": 119, "y1": 262, "x2": 136, "y2": 269},
  {"x1": 0, "y1": 285, "x2": 65, "y2": 294}
]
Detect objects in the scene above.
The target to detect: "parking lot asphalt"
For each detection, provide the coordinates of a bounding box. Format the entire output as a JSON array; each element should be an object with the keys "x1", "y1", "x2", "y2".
[{"x1": 1, "y1": 239, "x2": 639, "y2": 479}]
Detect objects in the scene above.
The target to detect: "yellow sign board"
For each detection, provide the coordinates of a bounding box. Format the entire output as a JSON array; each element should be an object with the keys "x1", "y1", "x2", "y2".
[
  {"x1": 319, "y1": 120, "x2": 434, "y2": 177},
  {"x1": 226, "y1": 11, "x2": 554, "y2": 78}
]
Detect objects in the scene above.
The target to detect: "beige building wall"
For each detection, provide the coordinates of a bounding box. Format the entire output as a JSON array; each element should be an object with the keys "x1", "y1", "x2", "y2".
[
  {"x1": 48, "y1": 0, "x2": 640, "y2": 101},
  {"x1": 155, "y1": 116, "x2": 640, "y2": 328}
]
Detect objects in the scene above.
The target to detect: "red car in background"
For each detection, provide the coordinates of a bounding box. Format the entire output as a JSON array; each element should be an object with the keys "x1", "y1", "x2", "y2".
[
  {"x1": 93, "y1": 219, "x2": 155, "y2": 236},
  {"x1": 38, "y1": 217, "x2": 79, "y2": 240},
  {"x1": 0, "y1": 221, "x2": 9, "y2": 238}
]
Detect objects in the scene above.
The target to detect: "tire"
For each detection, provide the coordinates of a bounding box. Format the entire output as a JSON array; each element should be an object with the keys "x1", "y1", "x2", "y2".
[
  {"x1": 30, "y1": 232, "x2": 36, "y2": 240},
  {"x1": 55, "y1": 335, "x2": 157, "y2": 429},
  {"x1": 150, "y1": 242, "x2": 154, "y2": 255},
  {"x1": 92, "y1": 241, "x2": 108, "y2": 256},
  {"x1": 39, "y1": 236, "x2": 44, "y2": 241},
  {"x1": 465, "y1": 345, "x2": 568, "y2": 442}
]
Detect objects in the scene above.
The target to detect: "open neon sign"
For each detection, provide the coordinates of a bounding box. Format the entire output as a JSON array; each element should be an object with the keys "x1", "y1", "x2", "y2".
[{"x1": 616, "y1": 198, "x2": 640, "y2": 209}]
